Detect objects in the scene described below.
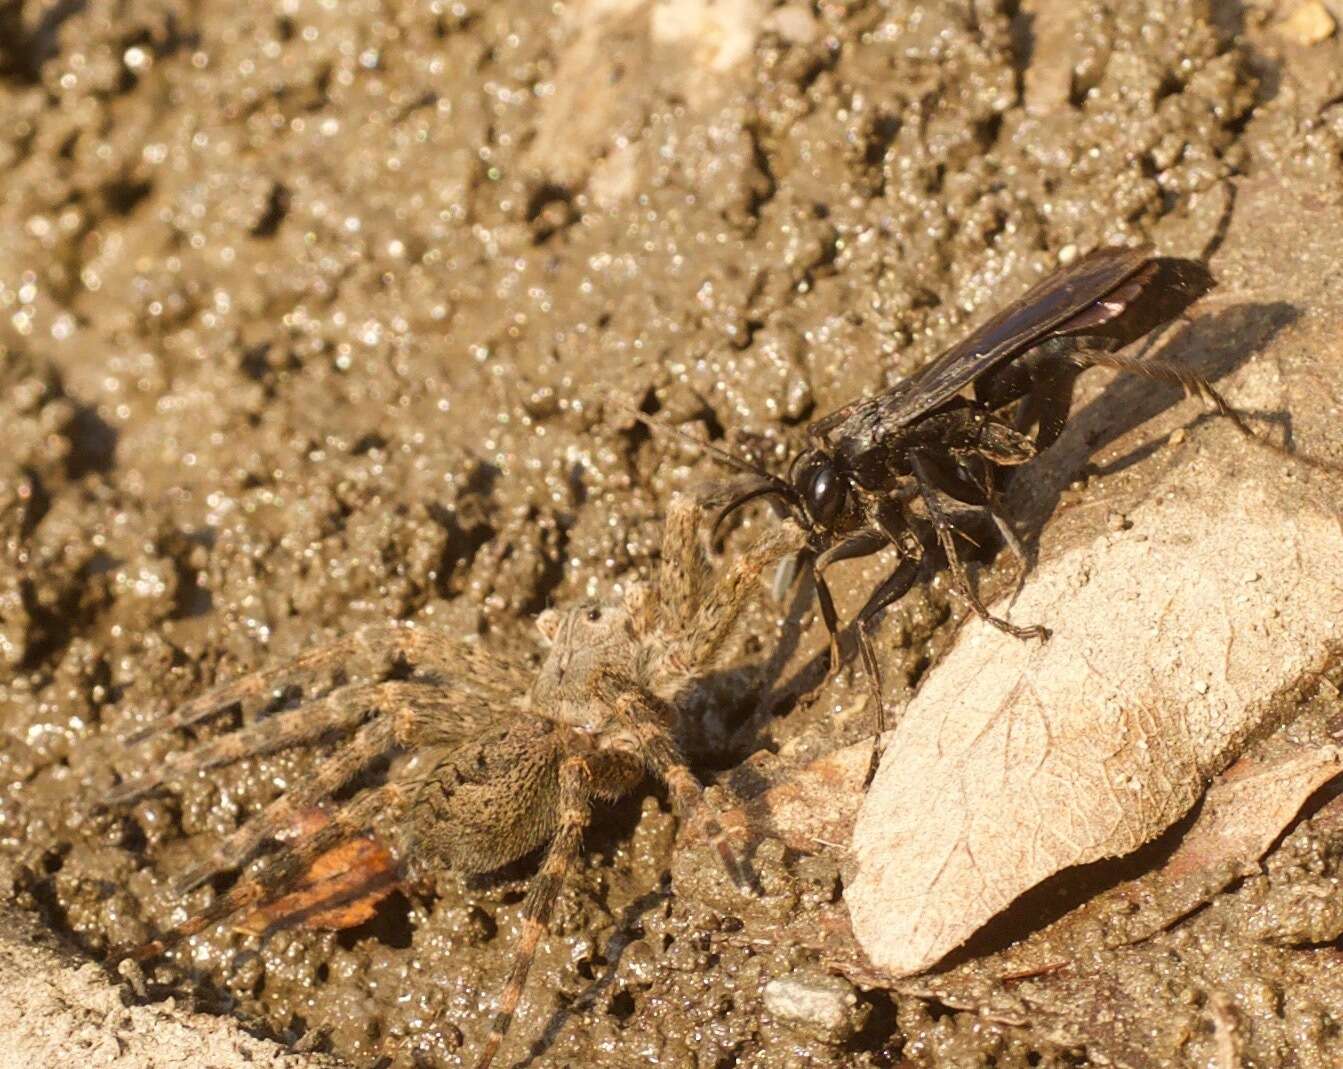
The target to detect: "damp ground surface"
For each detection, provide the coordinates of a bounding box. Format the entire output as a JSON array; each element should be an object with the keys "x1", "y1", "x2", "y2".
[{"x1": 2, "y1": 0, "x2": 1343, "y2": 1066}]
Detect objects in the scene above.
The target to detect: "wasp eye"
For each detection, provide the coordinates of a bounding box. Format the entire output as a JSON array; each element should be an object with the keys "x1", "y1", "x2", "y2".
[{"x1": 803, "y1": 460, "x2": 847, "y2": 527}]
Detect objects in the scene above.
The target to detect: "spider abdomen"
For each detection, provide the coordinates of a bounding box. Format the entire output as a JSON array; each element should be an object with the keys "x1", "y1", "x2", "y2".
[{"x1": 404, "y1": 720, "x2": 566, "y2": 875}]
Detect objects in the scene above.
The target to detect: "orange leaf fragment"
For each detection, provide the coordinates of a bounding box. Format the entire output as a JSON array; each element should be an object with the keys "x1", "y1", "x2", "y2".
[{"x1": 234, "y1": 808, "x2": 400, "y2": 936}]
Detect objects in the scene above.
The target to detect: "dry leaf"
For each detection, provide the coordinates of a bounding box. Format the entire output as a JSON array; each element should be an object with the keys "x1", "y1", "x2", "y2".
[
  {"x1": 937, "y1": 737, "x2": 1343, "y2": 980},
  {"x1": 848, "y1": 472, "x2": 1343, "y2": 976},
  {"x1": 234, "y1": 809, "x2": 400, "y2": 936},
  {"x1": 1239, "y1": 783, "x2": 1343, "y2": 946},
  {"x1": 1090, "y1": 742, "x2": 1343, "y2": 941}
]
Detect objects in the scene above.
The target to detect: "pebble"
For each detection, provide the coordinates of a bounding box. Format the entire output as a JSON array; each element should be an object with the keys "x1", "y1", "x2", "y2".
[
  {"x1": 762, "y1": 969, "x2": 868, "y2": 1043},
  {"x1": 1277, "y1": 1, "x2": 1336, "y2": 45}
]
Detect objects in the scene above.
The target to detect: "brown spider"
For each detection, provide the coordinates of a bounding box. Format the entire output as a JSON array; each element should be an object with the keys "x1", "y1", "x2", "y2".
[{"x1": 107, "y1": 492, "x2": 806, "y2": 1068}]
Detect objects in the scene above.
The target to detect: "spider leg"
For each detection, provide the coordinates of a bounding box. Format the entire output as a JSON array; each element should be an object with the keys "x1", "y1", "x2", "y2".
[
  {"x1": 108, "y1": 680, "x2": 439, "y2": 805},
  {"x1": 170, "y1": 689, "x2": 441, "y2": 894},
  {"x1": 663, "y1": 766, "x2": 751, "y2": 894},
  {"x1": 120, "y1": 623, "x2": 469, "y2": 744},
  {"x1": 592, "y1": 669, "x2": 752, "y2": 893},
  {"x1": 910, "y1": 455, "x2": 1050, "y2": 642},
  {"x1": 663, "y1": 518, "x2": 808, "y2": 681},
  {"x1": 475, "y1": 754, "x2": 595, "y2": 1069},
  {"x1": 656, "y1": 494, "x2": 714, "y2": 637},
  {"x1": 123, "y1": 781, "x2": 409, "y2": 962}
]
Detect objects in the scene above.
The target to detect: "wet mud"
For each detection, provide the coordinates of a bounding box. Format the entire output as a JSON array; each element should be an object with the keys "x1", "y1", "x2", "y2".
[{"x1": 2, "y1": 0, "x2": 1343, "y2": 1066}]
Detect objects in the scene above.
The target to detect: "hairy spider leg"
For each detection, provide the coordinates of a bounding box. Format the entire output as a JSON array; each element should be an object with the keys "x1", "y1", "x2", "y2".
[
  {"x1": 659, "y1": 518, "x2": 808, "y2": 688},
  {"x1": 124, "y1": 781, "x2": 409, "y2": 962},
  {"x1": 110, "y1": 678, "x2": 511, "y2": 809},
  {"x1": 121, "y1": 623, "x2": 472, "y2": 743},
  {"x1": 475, "y1": 755, "x2": 599, "y2": 1069},
  {"x1": 654, "y1": 493, "x2": 713, "y2": 637},
  {"x1": 168, "y1": 690, "x2": 448, "y2": 894},
  {"x1": 590, "y1": 668, "x2": 752, "y2": 892},
  {"x1": 107, "y1": 680, "x2": 428, "y2": 805}
]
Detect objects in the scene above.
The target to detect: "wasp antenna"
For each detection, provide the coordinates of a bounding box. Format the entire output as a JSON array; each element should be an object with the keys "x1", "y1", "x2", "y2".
[
  {"x1": 711, "y1": 478, "x2": 789, "y2": 543},
  {"x1": 606, "y1": 398, "x2": 783, "y2": 483}
]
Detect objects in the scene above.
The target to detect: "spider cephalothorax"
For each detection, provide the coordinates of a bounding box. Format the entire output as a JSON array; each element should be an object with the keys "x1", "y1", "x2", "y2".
[{"x1": 107, "y1": 492, "x2": 805, "y2": 1068}]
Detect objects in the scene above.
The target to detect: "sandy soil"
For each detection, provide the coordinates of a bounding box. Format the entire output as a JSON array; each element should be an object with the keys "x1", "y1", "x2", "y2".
[
  {"x1": 2, "y1": 0, "x2": 1343, "y2": 1066},
  {"x1": 0, "y1": 905, "x2": 339, "y2": 1068}
]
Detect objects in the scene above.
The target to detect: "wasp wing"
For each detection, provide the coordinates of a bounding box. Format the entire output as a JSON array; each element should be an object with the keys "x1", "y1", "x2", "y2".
[{"x1": 809, "y1": 245, "x2": 1156, "y2": 440}]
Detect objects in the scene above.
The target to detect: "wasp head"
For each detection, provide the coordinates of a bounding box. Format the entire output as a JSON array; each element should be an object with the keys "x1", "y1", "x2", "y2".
[
  {"x1": 711, "y1": 446, "x2": 853, "y2": 547},
  {"x1": 790, "y1": 449, "x2": 849, "y2": 530}
]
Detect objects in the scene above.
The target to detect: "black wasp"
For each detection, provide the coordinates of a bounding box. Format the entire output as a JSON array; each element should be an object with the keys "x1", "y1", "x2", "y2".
[{"x1": 630, "y1": 245, "x2": 1247, "y2": 732}]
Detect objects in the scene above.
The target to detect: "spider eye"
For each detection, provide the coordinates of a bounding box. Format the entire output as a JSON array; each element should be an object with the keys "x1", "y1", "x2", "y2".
[
  {"x1": 801, "y1": 457, "x2": 847, "y2": 527},
  {"x1": 586, "y1": 608, "x2": 601, "y2": 622}
]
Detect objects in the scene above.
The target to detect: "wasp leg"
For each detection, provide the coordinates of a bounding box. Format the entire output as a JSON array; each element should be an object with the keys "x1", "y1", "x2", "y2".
[
  {"x1": 914, "y1": 446, "x2": 1034, "y2": 587},
  {"x1": 1076, "y1": 349, "x2": 1255, "y2": 436},
  {"x1": 1013, "y1": 348, "x2": 1086, "y2": 453},
  {"x1": 911, "y1": 455, "x2": 1050, "y2": 643},
  {"x1": 810, "y1": 530, "x2": 890, "y2": 679},
  {"x1": 850, "y1": 553, "x2": 921, "y2": 785}
]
